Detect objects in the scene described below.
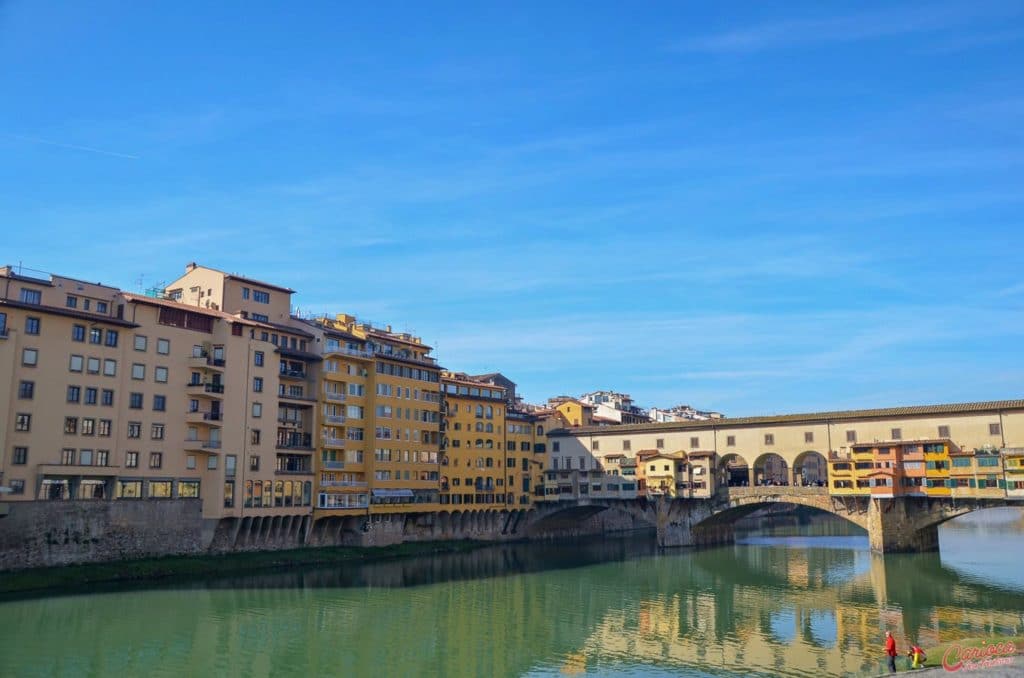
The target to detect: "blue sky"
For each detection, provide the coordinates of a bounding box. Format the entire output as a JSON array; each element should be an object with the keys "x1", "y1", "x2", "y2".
[{"x1": 2, "y1": 1, "x2": 1023, "y2": 415}]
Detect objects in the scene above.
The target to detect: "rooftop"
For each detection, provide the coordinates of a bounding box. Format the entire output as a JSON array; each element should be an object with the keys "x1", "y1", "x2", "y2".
[{"x1": 551, "y1": 399, "x2": 1024, "y2": 437}]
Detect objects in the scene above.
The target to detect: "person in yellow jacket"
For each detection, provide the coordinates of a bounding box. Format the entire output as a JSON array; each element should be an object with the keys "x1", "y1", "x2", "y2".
[{"x1": 906, "y1": 644, "x2": 927, "y2": 669}]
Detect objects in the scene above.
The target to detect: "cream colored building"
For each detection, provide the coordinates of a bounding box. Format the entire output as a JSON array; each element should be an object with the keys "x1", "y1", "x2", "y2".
[
  {"x1": 548, "y1": 400, "x2": 1024, "y2": 500},
  {"x1": 0, "y1": 264, "x2": 316, "y2": 525}
]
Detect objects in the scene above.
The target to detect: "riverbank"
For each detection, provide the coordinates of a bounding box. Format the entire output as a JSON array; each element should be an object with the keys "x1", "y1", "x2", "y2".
[
  {"x1": 0, "y1": 539, "x2": 491, "y2": 597},
  {"x1": 874, "y1": 635, "x2": 1023, "y2": 675}
]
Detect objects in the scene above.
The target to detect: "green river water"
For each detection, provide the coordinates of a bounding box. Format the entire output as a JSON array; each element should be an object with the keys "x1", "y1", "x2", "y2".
[{"x1": 1, "y1": 508, "x2": 1022, "y2": 677}]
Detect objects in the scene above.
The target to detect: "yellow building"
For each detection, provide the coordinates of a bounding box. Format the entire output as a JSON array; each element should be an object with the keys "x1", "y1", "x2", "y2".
[
  {"x1": 548, "y1": 397, "x2": 594, "y2": 428},
  {"x1": 305, "y1": 314, "x2": 442, "y2": 518},
  {"x1": 923, "y1": 441, "x2": 953, "y2": 497},
  {"x1": 949, "y1": 447, "x2": 1005, "y2": 499},
  {"x1": 1004, "y1": 448, "x2": 1024, "y2": 498},
  {"x1": 440, "y1": 372, "x2": 508, "y2": 509},
  {"x1": 827, "y1": 454, "x2": 857, "y2": 495}
]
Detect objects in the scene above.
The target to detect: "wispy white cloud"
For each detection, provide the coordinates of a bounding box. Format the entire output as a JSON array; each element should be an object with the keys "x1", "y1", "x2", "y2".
[
  {"x1": 675, "y1": 4, "x2": 1020, "y2": 54},
  {"x1": 5, "y1": 133, "x2": 139, "y2": 159}
]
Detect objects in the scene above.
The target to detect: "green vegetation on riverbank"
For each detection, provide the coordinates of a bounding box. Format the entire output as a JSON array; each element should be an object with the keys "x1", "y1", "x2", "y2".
[
  {"x1": 0, "y1": 540, "x2": 487, "y2": 596},
  {"x1": 920, "y1": 635, "x2": 1023, "y2": 669}
]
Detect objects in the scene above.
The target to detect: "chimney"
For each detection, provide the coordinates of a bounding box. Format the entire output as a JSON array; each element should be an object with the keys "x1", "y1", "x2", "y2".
[{"x1": 185, "y1": 262, "x2": 198, "y2": 272}]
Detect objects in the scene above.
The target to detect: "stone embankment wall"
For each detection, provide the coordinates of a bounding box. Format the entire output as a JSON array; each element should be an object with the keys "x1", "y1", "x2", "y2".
[{"x1": 0, "y1": 499, "x2": 208, "y2": 571}]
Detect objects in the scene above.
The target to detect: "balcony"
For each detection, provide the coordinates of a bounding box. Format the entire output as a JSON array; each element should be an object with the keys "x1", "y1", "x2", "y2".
[
  {"x1": 186, "y1": 409, "x2": 223, "y2": 425},
  {"x1": 322, "y1": 436, "x2": 346, "y2": 448},
  {"x1": 188, "y1": 354, "x2": 225, "y2": 371},
  {"x1": 187, "y1": 381, "x2": 224, "y2": 397},
  {"x1": 279, "y1": 367, "x2": 307, "y2": 380},
  {"x1": 184, "y1": 438, "x2": 222, "y2": 451},
  {"x1": 276, "y1": 456, "x2": 313, "y2": 475},
  {"x1": 322, "y1": 460, "x2": 346, "y2": 470},
  {"x1": 323, "y1": 414, "x2": 346, "y2": 425},
  {"x1": 277, "y1": 433, "x2": 313, "y2": 450},
  {"x1": 320, "y1": 479, "x2": 368, "y2": 488},
  {"x1": 325, "y1": 392, "x2": 346, "y2": 402}
]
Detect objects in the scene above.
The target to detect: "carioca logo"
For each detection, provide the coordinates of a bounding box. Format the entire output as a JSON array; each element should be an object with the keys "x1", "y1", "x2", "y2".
[{"x1": 942, "y1": 640, "x2": 1016, "y2": 672}]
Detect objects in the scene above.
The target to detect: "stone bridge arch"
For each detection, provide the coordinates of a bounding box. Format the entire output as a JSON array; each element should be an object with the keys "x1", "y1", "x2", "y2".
[
  {"x1": 718, "y1": 453, "x2": 751, "y2": 487},
  {"x1": 792, "y1": 450, "x2": 829, "y2": 487}
]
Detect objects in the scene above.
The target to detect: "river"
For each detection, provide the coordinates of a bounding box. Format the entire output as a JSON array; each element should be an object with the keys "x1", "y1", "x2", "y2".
[{"x1": 1, "y1": 508, "x2": 1022, "y2": 677}]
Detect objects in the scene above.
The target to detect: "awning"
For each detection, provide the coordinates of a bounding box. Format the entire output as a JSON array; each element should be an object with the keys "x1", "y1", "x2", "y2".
[{"x1": 372, "y1": 489, "x2": 414, "y2": 498}]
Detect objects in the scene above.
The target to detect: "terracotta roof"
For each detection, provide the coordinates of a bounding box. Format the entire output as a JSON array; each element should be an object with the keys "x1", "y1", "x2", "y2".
[
  {"x1": 124, "y1": 294, "x2": 311, "y2": 338},
  {"x1": 0, "y1": 299, "x2": 139, "y2": 327},
  {"x1": 551, "y1": 399, "x2": 1024, "y2": 437}
]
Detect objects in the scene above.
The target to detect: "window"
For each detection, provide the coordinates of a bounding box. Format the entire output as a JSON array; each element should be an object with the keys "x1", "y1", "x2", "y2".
[
  {"x1": 149, "y1": 452, "x2": 162, "y2": 469},
  {"x1": 89, "y1": 327, "x2": 102, "y2": 344},
  {"x1": 98, "y1": 419, "x2": 111, "y2": 436},
  {"x1": 105, "y1": 330, "x2": 119, "y2": 347},
  {"x1": 656, "y1": 438, "x2": 665, "y2": 449},
  {"x1": 117, "y1": 480, "x2": 142, "y2": 498},
  {"x1": 81, "y1": 418, "x2": 95, "y2": 435},
  {"x1": 85, "y1": 387, "x2": 97, "y2": 405},
  {"x1": 938, "y1": 425, "x2": 950, "y2": 438},
  {"x1": 990, "y1": 423, "x2": 1001, "y2": 436},
  {"x1": 891, "y1": 428, "x2": 902, "y2": 440},
  {"x1": 131, "y1": 363, "x2": 146, "y2": 380},
  {"x1": 7, "y1": 479, "x2": 24, "y2": 495},
  {"x1": 622, "y1": 440, "x2": 631, "y2": 451},
  {"x1": 67, "y1": 295, "x2": 78, "y2": 308},
  {"x1": 69, "y1": 354, "x2": 84, "y2": 372},
  {"x1": 242, "y1": 287, "x2": 250, "y2": 300},
  {"x1": 101, "y1": 389, "x2": 114, "y2": 406},
  {"x1": 252, "y1": 313, "x2": 268, "y2": 322},
  {"x1": 61, "y1": 448, "x2": 76, "y2": 465},
  {"x1": 18, "y1": 380, "x2": 34, "y2": 399},
  {"x1": 125, "y1": 451, "x2": 139, "y2": 468},
  {"x1": 24, "y1": 316, "x2": 40, "y2": 335},
  {"x1": 129, "y1": 392, "x2": 143, "y2": 409},
  {"x1": 67, "y1": 385, "x2": 81, "y2": 403},
  {"x1": 22, "y1": 348, "x2": 38, "y2": 366},
  {"x1": 690, "y1": 437, "x2": 699, "y2": 448},
  {"x1": 12, "y1": 447, "x2": 28, "y2": 465},
  {"x1": 207, "y1": 456, "x2": 218, "y2": 470},
  {"x1": 250, "y1": 455, "x2": 260, "y2": 471},
  {"x1": 15, "y1": 413, "x2": 31, "y2": 431},
  {"x1": 127, "y1": 422, "x2": 141, "y2": 438},
  {"x1": 186, "y1": 455, "x2": 197, "y2": 470},
  {"x1": 592, "y1": 440, "x2": 600, "y2": 451},
  {"x1": 87, "y1": 357, "x2": 100, "y2": 373},
  {"x1": 155, "y1": 366, "x2": 168, "y2": 383},
  {"x1": 103, "y1": 359, "x2": 116, "y2": 376},
  {"x1": 846, "y1": 430, "x2": 857, "y2": 443},
  {"x1": 19, "y1": 288, "x2": 41, "y2": 304},
  {"x1": 253, "y1": 376, "x2": 263, "y2": 392},
  {"x1": 134, "y1": 335, "x2": 148, "y2": 351},
  {"x1": 254, "y1": 290, "x2": 270, "y2": 304},
  {"x1": 65, "y1": 416, "x2": 79, "y2": 434},
  {"x1": 152, "y1": 395, "x2": 166, "y2": 411},
  {"x1": 151, "y1": 424, "x2": 164, "y2": 440},
  {"x1": 150, "y1": 339, "x2": 168, "y2": 357},
  {"x1": 72, "y1": 324, "x2": 86, "y2": 342},
  {"x1": 149, "y1": 480, "x2": 172, "y2": 498},
  {"x1": 254, "y1": 351, "x2": 264, "y2": 367},
  {"x1": 96, "y1": 301, "x2": 108, "y2": 314},
  {"x1": 251, "y1": 429, "x2": 261, "y2": 445},
  {"x1": 805, "y1": 432, "x2": 814, "y2": 443},
  {"x1": 79, "y1": 449, "x2": 93, "y2": 465},
  {"x1": 252, "y1": 402, "x2": 262, "y2": 418},
  {"x1": 764, "y1": 434, "x2": 775, "y2": 445},
  {"x1": 552, "y1": 442, "x2": 560, "y2": 452}
]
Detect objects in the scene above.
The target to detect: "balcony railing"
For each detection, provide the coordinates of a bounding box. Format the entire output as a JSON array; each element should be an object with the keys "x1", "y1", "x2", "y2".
[
  {"x1": 280, "y1": 367, "x2": 307, "y2": 379},
  {"x1": 185, "y1": 439, "x2": 222, "y2": 450},
  {"x1": 325, "y1": 392, "x2": 346, "y2": 402},
  {"x1": 322, "y1": 436, "x2": 346, "y2": 447},
  {"x1": 277, "y1": 434, "x2": 313, "y2": 450},
  {"x1": 323, "y1": 414, "x2": 346, "y2": 425},
  {"x1": 320, "y1": 480, "x2": 368, "y2": 488},
  {"x1": 322, "y1": 460, "x2": 346, "y2": 470}
]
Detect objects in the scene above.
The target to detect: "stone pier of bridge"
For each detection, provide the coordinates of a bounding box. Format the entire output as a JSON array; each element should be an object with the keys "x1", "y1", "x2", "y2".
[{"x1": 529, "y1": 487, "x2": 1018, "y2": 554}]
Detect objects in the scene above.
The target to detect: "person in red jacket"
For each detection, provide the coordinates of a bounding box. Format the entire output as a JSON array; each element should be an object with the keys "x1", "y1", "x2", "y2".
[{"x1": 885, "y1": 631, "x2": 898, "y2": 673}]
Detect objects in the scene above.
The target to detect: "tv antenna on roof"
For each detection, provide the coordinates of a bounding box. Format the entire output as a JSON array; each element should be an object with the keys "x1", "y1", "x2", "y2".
[{"x1": 135, "y1": 274, "x2": 145, "y2": 292}]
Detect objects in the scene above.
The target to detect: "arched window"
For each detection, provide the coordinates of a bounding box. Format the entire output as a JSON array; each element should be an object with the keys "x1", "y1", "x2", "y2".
[
  {"x1": 475, "y1": 422, "x2": 484, "y2": 432},
  {"x1": 486, "y1": 405, "x2": 493, "y2": 419},
  {"x1": 475, "y1": 405, "x2": 484, "y2": 417},
  {"x1": 537, "y1": 426, "x2": 544, "y2": 436},
  {"x1": 476, "y1": 457, "x2": 484, "y2": 467},
  {"x1": 485, "y1": 423, "x2": 493, "y2": 433},
  {"x1": 486, "y1": 440, "x2": 494, "y2": 449}
]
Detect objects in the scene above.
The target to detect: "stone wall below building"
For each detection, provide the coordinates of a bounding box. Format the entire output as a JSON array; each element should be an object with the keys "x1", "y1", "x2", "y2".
[{"x1": 0, "y1": 499, "x2": 208, "y2": 571}]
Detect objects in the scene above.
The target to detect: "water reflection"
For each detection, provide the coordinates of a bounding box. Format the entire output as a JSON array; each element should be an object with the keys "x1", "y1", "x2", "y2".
[{"x1": 0, "y1": 512, "x2": 1022, "y2": 678}]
